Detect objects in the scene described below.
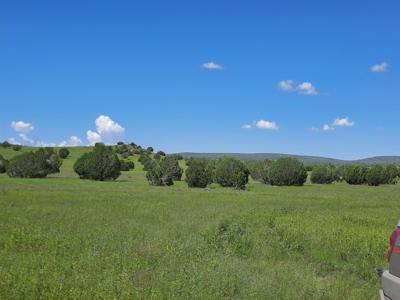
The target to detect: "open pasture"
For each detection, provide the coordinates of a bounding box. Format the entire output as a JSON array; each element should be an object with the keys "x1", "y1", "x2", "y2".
[{"x1": 0, "y1": 147, "x2": 399, "y2": 299}]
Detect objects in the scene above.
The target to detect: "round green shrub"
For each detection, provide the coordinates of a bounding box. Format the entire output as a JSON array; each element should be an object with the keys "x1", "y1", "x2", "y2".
[
  {"x1": 185, "y1": 159, "x2": 212, "y2": 188},
  {"x1": 146, "y1": 147, "x2": 154, "y2": 154},
  {"x1": 160, "y1": 155, "x2": 183, "y2": 181},
  {"x1": 366, "y1": 165, "x2": 385, "y2": 186},
  {"x1": 268, "y1": 157, "x2": 307, "y2": 186},
  {"x1": 121, "y1": 160, "x2": 135, "y2": 171},
  {"x1": 310, "y1": 164, "x2": 336, "y2": 184},
  {"x1": 382, "y1": 165, "x2": 399, "y2": 184},
  {"x1": 115, "y1": 143, "x2": 129, "y2": 155},
  {"x1": 7, "y1": 148, "x2": 62, "y2": 178},
  {"x1": 143, "y1": 158, "x2": 155, "y2": 172},
  {"x1": 0, "y1": 154, "x2": 8, "y2": 173},
  {"x1": 344, "y1": 165, "x2": 368, "y2": 185},
  {"x1": 214, "y1": 157, "x2": 249, "y2": 190},
  {"x1": 59, "y1": 148, "x2": 70, "y2": 159},
  {"x1": 73, "y1": 144, "x2": 121, "y2": 181},
  {"x1": 146, "y1": 161, "x2": 173, "y2": 186}
]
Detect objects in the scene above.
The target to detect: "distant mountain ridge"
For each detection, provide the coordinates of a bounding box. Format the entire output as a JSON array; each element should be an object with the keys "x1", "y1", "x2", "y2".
[{"x1": 179, "y1": 153, "x2": 400, "y2": 165}]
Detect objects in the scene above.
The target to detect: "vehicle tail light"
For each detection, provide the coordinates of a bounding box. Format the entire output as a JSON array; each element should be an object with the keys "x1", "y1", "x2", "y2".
[{"x1": 388, "y1": 227, "x2": 400, "y2": 262}]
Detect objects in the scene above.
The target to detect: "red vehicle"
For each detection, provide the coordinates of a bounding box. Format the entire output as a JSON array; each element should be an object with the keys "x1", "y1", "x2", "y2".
[{"x1": 379, "y1": 222, "x2": 400, "y2": 300}]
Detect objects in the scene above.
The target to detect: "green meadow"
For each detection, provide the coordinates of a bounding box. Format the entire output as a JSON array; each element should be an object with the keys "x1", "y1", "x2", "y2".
[{"x1": 0, "y1": 147, "x2": 399, "y2": 299}]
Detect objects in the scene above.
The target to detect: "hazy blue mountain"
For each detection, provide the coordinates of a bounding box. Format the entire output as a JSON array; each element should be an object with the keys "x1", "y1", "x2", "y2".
[{"x1": 179, "y1": 153, "x2": 400, "y2": 165}]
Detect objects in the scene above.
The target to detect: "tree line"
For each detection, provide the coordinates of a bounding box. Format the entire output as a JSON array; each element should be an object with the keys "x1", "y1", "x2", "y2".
[{"x1": 1, "y1": 142, "x2": 399, "y2": 189}]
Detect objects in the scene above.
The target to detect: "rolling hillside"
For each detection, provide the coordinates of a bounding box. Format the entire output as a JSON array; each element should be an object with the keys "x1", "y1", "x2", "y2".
[{"x1": 180, "y1": 152, "x2": 400, "y2": 165}]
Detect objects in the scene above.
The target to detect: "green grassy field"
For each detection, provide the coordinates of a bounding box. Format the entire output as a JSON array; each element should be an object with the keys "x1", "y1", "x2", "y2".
[{"x1": 0, "y1": 147, "x2": 399, "y2": 299}]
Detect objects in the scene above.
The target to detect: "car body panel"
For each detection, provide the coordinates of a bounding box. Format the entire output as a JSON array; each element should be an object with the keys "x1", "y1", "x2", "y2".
[
  {"x1": 382, "y1": 269, "x2": 400, "y2": 300},
  {"x1": 390, "y1": 235, "x2": 400, "y2": 278}
]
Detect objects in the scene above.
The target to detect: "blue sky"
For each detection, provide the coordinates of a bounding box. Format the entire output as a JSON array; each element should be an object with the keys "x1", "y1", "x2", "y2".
[{"x1": 0, "y1": 0, "x2": 399, "y2": 159}]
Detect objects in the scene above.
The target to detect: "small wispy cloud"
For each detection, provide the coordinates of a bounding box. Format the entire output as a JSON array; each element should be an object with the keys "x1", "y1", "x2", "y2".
[
  {"x1": 36, "y1": 141, "x2": 57, "y2": 147},
  {"x1": 59, "y1": 136, "x2": 83, "y2": 147},
  {"x1": 19, "y1": 133, "x2": 34, "y2": 144},
  {"x1": 7, "y1": 137, "x2": 20, "y2": 145},
  {"x1": 242, "y1": 120, "x2": 279, "y2": 131},
  {"x1": 278, "y1": 80, "x2": 295, "y2": 92},
  {"x1": 202, "y1": 62, "x2": 223, "y2": 70},
  {"x1": 279, "y1": 80, "x2": 319, "y2": 95},
  {"x1": 333, "y1": 117, "x2": 355, "y2": 127},
  {"x1": 371, "y1": 61, "x2": 388, "y2": 73},
  {"x1": 256, "y1": 120, "x2": 279, "y2": 130},
  {"x1": 323, "y1": 124, "x2": 335, "y2": 131},
  {"x1": 312, "y1": 117, "x2": 355, "y2": 132},
  {"x1": 11, "y1": 121, "x2": 34, "y2": 134},
  {"x1": 297, "y1": 82, "x2": 318, "y2": 95},
  {"x1": 11, "y1": 120, "x2": 35, "y2": 144}
]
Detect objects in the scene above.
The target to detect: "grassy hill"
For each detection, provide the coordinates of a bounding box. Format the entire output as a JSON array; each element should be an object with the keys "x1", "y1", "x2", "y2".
[{"x1": 0, "y1": 146, "x2": 398, "y2": 298}]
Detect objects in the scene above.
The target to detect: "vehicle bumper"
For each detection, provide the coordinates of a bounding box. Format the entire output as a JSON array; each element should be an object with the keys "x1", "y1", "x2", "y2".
[
  {"x1": 381, "y1": 270, "x2": 400, "y2": 300},
  {"x1": 380, "y1": 289, "x2": 391, "y2": 300}
]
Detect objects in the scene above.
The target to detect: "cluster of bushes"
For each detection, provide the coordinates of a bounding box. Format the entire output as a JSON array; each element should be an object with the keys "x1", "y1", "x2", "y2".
[
  {"x1": 153, "y1": 151, "x2": 166, "y2": 160},
  {"x1": 6, "y1": 148, "x2": 62, "y2": 178},
  {"x1": 310, "y1": 164, "x2": 340, "y2": 184},
  {"x1": 184, "y1": 156, "x2": 309, "y2": 189},
  {"x1": 114, "y1": 141, "x2": 160, "y2": 159},
  {"x1": 59, "y1": 148, "x2": 70, "y2": 159},
  {"x1": 3, "y1": 142, "x2": 399, "y2": 189},
  {"x1": 268, "y1": 157, "x2": 308, "y2": 186},
  {"x1": 0, "y1": 154, "x2": 8, "y2": 173},
  {"x1": 185, "y1": 159, "x2": 213, "y2": 188},
  {"x1": 144, "y1": 155, "x2": 183, "y2": 186},
  {"x1": 74, "y1": 144, "x2": 121, "y2": 181},
  {"x1": 248, "y1": 158, "x2": 308, "y2": 186},
  {"x1": 120, "y1": 160, "x2": 135, "y2": 171},
  {"x1": 308, "y1": 163, "x2": 400, "y2": 186},
  {"x1": 343, "y1": 164, "x2": 399, "y2": 186},
  {"x1": 213, "y1": 157, "x2": 249, "y2": 189}
]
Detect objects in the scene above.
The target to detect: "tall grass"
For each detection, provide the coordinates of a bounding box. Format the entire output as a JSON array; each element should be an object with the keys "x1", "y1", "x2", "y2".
[{"x1": 0, "y1": 147, "x2": 397, "y2": 299}]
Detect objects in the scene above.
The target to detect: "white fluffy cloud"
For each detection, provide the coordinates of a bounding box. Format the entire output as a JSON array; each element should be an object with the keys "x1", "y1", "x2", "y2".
[
  {"x1": 297, "y1": 82, "x2": 318, "y2": 95},
  {"x1": 11, "y1": 121, "x2": 34, "y2": 134},
  {"x1": 19, "y1": 133, "x2": 34, "y2": 144},
  {"x1": 87, "y1": 130, "x2": 102, "y2": 146},
  {"x1": 242, "y1": 124, "x2": 252, "y2": 129},
  {"x1": 333, "y1": 117, "x2": 355, "y2": 127},
  {"x1": 279, "y1": 80, "x2": 319, "y2": 95},
  {"x1": 371, "y1": 62, "x2": 388, "y2": 73},
  {"x1": 36, "y1": 141, "x2": 57, "y2": 147},
  {"x1": 10, "y1": 121, "x2": 35, "y2": 144},
  {"x1": 8, "y1": 119, "x2": 89, "y2": 147},
  {"x1": 202, "y1": 62, "x2": 223, "y2": 70},
  {"x1": 86, "y1": 115, "x2": 125, "y2": 145},
  {"x1": 256, "y1": 120, "x2": 279, "y2": 130},
  {"x1": 313, "y1": 117, "x2": 355, "y2": 132},
  {"x1": 59, "y1": 136, "x2": 83, "y2": 147},
  {"x1": 95, "y1": 115, "x2": 125, "y2": 135}
]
